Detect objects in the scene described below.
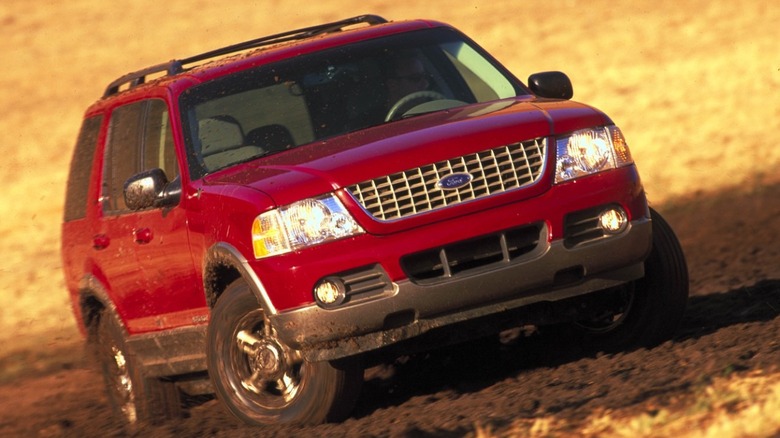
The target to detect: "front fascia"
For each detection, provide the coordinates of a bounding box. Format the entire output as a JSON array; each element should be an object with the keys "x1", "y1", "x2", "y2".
[
  {"x1": 276, "y1": 221, "x2": 650, "y2": 362},
  {"x1": 199, "y1": 98, "x2": 610, "y2": 237},
  {"x1": 261, "y1": 167, "x2": 650, "y2": 362},
  {"x1": 250, "y1": 165, "x2": 647, "y2": 312}
]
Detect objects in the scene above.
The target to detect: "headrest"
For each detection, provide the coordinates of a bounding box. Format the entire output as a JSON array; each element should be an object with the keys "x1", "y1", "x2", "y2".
[{"x1": 198, "y1": 116, "x2": 244, "y2": 155}]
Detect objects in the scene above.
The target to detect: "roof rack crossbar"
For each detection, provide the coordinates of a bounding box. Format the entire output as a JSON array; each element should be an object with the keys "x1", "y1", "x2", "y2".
[
  {"x1": 302, "y1": 14, "x2": 387, "y2": 38},
  {"x1": 103, "y1": 61, "x2": 183, "y2": 97},
  {"x1": 103, "y1": 14, "x2": 387, "y2": 98}
]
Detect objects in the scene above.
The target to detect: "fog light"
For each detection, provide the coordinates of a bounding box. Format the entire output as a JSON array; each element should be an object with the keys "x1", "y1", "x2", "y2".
[
  {"x1": 314, "y1": 278, "x2": 346, "y2": 308},
  {"x1": 598, "y1": 207, "x2": 628, "y2": 234}
]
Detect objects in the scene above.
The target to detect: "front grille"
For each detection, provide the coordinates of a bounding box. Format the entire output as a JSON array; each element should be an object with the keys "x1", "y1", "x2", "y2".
[
  {"x1": 400, "y1": 223, "x2": 546, "y2": 283},
  {"x1": 347, "y1": 138, "x2": 547, "y2": 221}
]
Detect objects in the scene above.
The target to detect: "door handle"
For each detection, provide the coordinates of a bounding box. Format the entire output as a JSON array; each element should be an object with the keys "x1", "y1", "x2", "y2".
[
  {"x1": 93, "y1": 234, "x2": 110, "y2": 250},
  {"x1": 133, "y1": 228, "x2": 154, "y2": 244}
]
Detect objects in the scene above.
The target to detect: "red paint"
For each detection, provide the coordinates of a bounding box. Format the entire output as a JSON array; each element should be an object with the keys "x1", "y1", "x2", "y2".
[{"x1": 61, "y1": 18, "x2": 649, "y2": 336}]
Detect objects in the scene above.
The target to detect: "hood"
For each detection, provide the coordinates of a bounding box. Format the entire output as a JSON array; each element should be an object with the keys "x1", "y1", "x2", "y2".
[{"x1": 203, "y1": 97, "x2": 609, "y2": 207}]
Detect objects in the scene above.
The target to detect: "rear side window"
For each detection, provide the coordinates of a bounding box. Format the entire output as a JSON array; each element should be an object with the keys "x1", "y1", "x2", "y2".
[{"x1": 64, "y1": 115, "x2": 103, "y2": 222}]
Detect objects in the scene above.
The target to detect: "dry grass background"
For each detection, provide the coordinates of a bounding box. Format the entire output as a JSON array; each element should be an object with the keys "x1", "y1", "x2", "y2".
[{"x1": 0, "y1": 0, "x2": 778, "y2": 433}]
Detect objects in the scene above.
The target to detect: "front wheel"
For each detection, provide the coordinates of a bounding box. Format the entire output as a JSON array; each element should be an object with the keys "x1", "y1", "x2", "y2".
[
  {"x1": 574, "y1": 208, "x2": 689, "y2": 350},
  {"x1": 207, "y1": 280, "x2": 363, "y2": 426}
]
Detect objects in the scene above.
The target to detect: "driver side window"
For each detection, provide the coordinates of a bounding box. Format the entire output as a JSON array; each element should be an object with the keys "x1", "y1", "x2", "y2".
[
  {"x1": 102, "y1": 99, "x2": 180, "y2": 214},
  {"x1": 143, "y1": 100, "x2": 178, "y2": 181}
]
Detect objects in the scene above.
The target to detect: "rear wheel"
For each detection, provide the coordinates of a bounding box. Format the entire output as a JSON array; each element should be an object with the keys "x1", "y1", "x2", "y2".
[
  {"x1": 94, "y1": 313, "x2": 182, "y2": 430},
  {"x1": 207, "y1": 279, "x2": 363, "y2": 425},
  {"x1": 575, "y1": 208, "x2": 689, "y2": 350}
]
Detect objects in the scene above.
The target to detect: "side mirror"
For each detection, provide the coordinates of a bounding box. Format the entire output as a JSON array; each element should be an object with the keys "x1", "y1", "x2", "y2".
[
  {"x1": 527, "y1": 71, "x2": 573, "y2": 100},
  {"x1": 124, "y1": 168, "x2": 179, "y2": 210}
]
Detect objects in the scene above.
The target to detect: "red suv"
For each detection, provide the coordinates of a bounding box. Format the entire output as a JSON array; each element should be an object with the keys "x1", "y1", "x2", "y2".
[{"x1": 62, "y1": 15, "x2": 688, "y2": 428}]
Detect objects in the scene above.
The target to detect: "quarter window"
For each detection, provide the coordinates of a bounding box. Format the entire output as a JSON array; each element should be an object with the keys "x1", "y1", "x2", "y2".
[{"x1": 64, "y1": 115, "x2": 103, "y2": 221}]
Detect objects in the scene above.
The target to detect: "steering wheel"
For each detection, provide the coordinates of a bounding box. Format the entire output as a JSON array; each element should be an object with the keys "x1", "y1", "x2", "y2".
[{"x1": 385, "y1": 90, "x2": 447, "y2": 122}]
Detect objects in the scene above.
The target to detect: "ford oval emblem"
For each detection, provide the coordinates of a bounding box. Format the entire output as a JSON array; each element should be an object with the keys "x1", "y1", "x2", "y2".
[{"x1": 436, "y1": 172, "x2": 473, "y2": 190}]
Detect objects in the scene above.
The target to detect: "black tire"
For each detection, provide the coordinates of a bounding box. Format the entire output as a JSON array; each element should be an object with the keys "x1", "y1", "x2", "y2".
[
  {"x1": 574, "y1": 208, "x2": 689, "y2": 350},
  {"x1": 94, "y1": 313, "x2": 182, "y2": 430},
  {"x1": 207, "y1": 279, "x2": 363, "y2": 426}
]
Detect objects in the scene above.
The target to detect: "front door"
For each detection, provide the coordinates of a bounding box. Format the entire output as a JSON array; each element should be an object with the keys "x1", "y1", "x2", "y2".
[{"x1": 96, "y1": 98, "x2": 203, "y2": 334}]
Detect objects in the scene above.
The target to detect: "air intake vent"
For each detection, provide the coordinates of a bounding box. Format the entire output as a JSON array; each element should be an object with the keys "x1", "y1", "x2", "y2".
[{"x1": 400, "y1": 223, "x2": 546, "y2": 283}]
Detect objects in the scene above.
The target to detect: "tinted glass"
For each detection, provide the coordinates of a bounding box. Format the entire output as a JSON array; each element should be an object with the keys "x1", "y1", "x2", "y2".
[
  {"x1": 102, "y1": 99, "x2": 180, "y2": 213},
  {"x1": 179, "y1": 27, "x2": 525, "y2": 178},
  {"x1": 143, "y1": 99, "x2": 179, "y2": 180},
  {"x1": 103, "y1": 102, "x2": 143, "y2": 212},
  {"x1": 64, "y1": 115, "x2": 103, "y2": 221}
]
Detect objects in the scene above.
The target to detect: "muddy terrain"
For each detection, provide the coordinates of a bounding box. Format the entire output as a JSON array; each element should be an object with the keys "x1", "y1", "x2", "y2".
[{"x1": 1, "y1": 184, "x2": 778, "y2": 437}]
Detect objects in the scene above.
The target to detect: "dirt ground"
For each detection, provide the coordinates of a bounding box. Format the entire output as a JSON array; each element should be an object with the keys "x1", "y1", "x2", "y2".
[
  {"x1": 3, "y1": 188, "x2": 779, "y2": 437},
  {"x1": 1, "y1": 0, "x2": 779, "y2": 437}
]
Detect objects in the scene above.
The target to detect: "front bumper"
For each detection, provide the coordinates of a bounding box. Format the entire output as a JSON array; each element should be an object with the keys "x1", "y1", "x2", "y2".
[{"x1": 271, "y1": 217, "x2": 652, "y2": 361}]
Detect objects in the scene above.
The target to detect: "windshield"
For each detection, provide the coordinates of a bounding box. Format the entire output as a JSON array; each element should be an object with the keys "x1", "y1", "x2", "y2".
[{"x1": 179, "y1": 27, "x2": 526, "y2": 177}]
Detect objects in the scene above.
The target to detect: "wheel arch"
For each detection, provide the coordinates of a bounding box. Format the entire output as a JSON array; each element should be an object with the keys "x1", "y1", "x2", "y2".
[
  {"x1": 77, "y1": 275, "x2": 123, "y2": 339},
  {"x1": 203, "y1": 242, "x2": 277, "y2": 315}
]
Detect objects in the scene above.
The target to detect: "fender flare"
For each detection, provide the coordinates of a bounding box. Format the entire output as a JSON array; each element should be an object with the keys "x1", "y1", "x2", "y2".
[
  {"x1": 77, "y1": 275, "x2": 124, "y2": 336},
  {"x1": 202, "y1": 242, "x2": 277, "y2": 316}
]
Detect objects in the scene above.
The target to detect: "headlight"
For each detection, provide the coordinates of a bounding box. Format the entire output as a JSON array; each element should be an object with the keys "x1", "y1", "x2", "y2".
[
  {"x1": 252, "y1": 195, "x2": 364, "y2": 259},
  {"x1": 554, "y1": 125, "x2": 633, "y2": 183}
]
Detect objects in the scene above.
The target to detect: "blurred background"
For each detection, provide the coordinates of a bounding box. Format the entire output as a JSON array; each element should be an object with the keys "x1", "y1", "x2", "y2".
[{"x1": 0, "y1": 0, "x2": 778, "y2": 378}]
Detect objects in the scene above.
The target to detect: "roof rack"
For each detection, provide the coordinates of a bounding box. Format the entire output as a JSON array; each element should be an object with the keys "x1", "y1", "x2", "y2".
[{"x1": 103, "y1": 14, "x2": 388, "y2": 97}]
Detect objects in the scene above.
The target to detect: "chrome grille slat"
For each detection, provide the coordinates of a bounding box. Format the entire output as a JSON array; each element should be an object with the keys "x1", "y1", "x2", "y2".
[{"x1": 348, "y1": 138, "x2": 547, "y2": 221}]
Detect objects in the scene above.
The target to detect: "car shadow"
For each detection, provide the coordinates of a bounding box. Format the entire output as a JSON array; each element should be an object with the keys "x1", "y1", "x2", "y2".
[
  {"x1": 352, "y1": 278, "x2": 780, "y2": 419},
  {"x1": 678, "y1": 279, "x2": 780, "y2": 339}
]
